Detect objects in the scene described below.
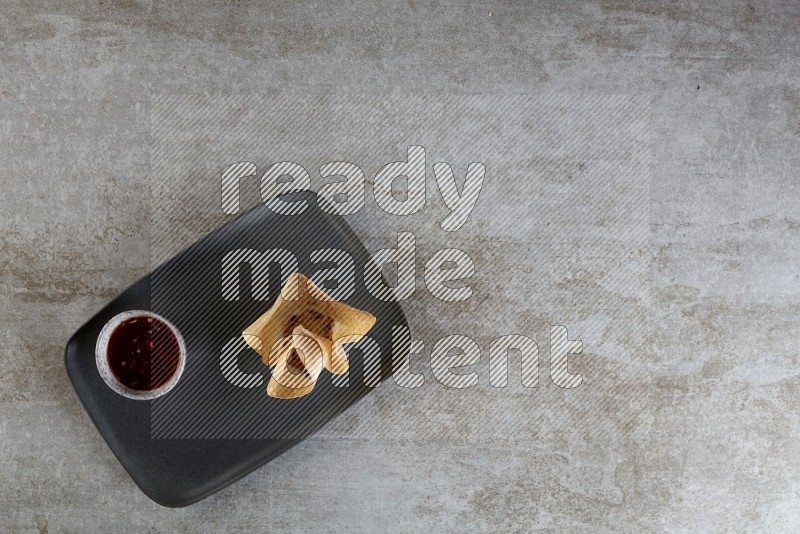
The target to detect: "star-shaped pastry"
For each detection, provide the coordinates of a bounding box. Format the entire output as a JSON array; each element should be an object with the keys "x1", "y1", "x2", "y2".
[{"x1": 242, "y1": 272, "x2": 376, "y2": 399}]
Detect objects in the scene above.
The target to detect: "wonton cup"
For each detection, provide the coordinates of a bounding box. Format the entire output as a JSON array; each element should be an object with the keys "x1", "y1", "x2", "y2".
[{"x1": 242, "y1": 272, "x2": 376, "y2": 399}]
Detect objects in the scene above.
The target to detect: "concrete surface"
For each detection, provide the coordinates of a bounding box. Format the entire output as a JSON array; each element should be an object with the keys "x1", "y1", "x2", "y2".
[{"x1": 1, "y1": 1, "x2": 799, "y2": 532}]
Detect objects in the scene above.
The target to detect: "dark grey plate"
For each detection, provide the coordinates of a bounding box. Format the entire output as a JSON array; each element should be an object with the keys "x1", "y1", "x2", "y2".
[{"x1": 65, "y1": 192, "x2": 408, "y2": 507}]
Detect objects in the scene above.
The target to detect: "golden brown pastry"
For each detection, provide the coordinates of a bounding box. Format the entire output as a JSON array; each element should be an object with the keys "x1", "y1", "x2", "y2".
[{"x1": 243, "y1": 272, "x2": 376, "y2": 399}]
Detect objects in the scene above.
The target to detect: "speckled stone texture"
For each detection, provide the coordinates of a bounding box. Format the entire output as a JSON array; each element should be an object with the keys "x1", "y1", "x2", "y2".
[{"x1": 1, "y1": 1, "x2": 799, "y2": 532}]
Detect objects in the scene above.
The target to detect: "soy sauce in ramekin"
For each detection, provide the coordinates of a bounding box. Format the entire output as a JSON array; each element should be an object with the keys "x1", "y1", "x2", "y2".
[{"x1": 106, "y1": 316, "x2": 181, "y2": 391}]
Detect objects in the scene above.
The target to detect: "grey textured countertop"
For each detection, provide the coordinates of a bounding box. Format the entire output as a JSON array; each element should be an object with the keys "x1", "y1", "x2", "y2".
[{"x1": 2, "y1": 1, "x2": 799, "y2": 532}]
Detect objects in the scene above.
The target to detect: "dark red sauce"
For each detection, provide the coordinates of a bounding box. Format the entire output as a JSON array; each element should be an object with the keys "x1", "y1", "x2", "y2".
[{"x1": 107, "y1": 316, "x2": 181, "y2": 391}]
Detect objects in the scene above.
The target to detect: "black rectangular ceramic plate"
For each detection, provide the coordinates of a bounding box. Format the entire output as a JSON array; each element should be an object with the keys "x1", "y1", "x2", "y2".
[{"x1": 65, "y1": 191, "x2": 408, "y2": 507}]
